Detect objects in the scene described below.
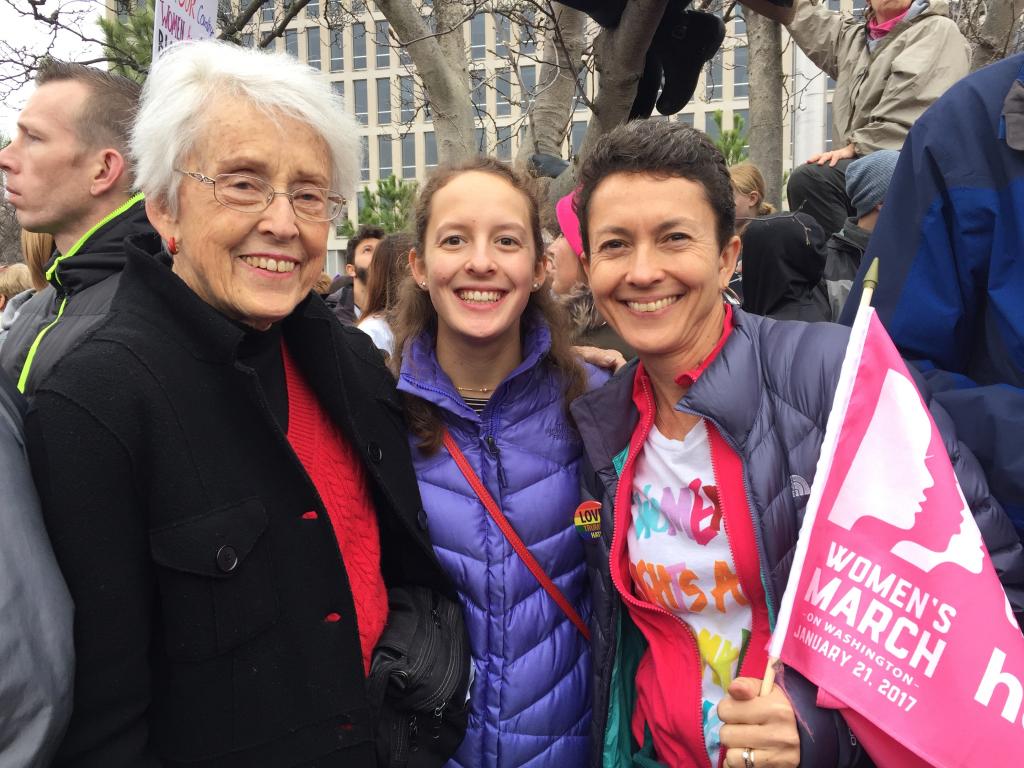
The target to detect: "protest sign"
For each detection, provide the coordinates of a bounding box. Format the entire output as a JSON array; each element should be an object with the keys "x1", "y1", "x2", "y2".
[
  {"x1": 152, "y1": 0, "x2": 217, "y2": 62},
  {"x1": 769, "y1": 303, "x2": 1024, "y2": 767}
]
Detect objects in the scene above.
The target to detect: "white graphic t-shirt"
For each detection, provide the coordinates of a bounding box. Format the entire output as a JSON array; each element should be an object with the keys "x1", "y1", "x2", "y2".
[{"x1": 627, "y1": 421, "x2": 752, "y2": 767}]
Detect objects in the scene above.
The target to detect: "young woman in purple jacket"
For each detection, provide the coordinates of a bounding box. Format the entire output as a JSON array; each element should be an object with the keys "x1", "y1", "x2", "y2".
[{"x1": 390, "y1": 157, "x2": 603, "y2": 768}]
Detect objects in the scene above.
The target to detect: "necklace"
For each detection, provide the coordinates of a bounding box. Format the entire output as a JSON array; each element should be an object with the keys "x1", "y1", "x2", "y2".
[{"x1": 454, "y1": 384, "x2": 493, "y2": 394}]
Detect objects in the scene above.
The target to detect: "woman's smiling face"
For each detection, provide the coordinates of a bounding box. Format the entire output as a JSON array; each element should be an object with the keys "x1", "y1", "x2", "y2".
[
  {"x1": 410, "y1": 170, "x2": 545, "y2": 351},
  {"x1": 585, "y1": 172, "x2": 739, "y2": 367},
  {"x1": 147, "y1": 96, "x2": 332, "y2": 330}
]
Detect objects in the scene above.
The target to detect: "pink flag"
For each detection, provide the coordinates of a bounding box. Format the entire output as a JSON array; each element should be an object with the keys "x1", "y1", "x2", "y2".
[{"x1": 769, "y1": 304, "x2": 1024, "y2": 767}]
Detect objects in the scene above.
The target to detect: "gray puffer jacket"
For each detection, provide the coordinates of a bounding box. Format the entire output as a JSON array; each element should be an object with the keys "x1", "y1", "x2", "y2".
[{"x1": 571, "y1": 307, "x2": 1024, "y2": 768}]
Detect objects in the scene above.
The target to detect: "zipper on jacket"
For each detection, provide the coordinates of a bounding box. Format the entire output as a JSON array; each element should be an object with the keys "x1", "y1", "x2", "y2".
[
  {"x1": 485, "y1": 434, "x2": 509, "y2": 489},
  {"x1": 677, "y1": 406, "x2": 778, "y2": 617},
  {"x1": 609, "y1": 373, "x2": 711, "y2": 768}
]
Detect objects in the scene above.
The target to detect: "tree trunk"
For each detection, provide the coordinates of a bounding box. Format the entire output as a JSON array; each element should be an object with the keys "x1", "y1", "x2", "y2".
[
  {"x1": 745, "y1": 11, "x2": 784, "y2": 210},
  {"x1": 516, "y1": 4, "x2": 587, "y2": 165},
  {"x1": 970, "y1": 0, "x2": 1023, "y2": 71},
  {"x1": 376, "y1": 0, "x2": 477, "y2": 162},
  {"x1": 548, "y1": 0, "x2": 667, "y2": 201}
]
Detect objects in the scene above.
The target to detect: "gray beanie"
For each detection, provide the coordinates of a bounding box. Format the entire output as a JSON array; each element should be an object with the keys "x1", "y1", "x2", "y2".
[{"x1": 846, "y1": 150, "x2": 900, "y2": 219}]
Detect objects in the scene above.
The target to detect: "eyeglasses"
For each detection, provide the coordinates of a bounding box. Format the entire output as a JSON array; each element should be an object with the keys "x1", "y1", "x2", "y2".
[{"x1": 176, "y1": 170, "x2": 346, "y2": 223}]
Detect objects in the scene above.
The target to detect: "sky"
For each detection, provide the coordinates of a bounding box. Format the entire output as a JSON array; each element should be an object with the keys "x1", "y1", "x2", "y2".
[{"x1": 0, "y1": 0, "x2": 104, "y2": 135}]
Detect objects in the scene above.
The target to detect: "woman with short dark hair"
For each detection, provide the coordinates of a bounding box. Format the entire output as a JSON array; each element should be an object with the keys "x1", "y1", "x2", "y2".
[{"x1": 569, "y1": 119, "x2": 1022, "y2": 768}]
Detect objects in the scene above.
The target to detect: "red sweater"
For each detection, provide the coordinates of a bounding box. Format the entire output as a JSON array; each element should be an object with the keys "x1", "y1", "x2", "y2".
[
  {"x1": 283, "y1": 345, "x2": 388, "y2": 675},
  {"x1": 609, "y1": 305, "x2": 772, "y2": 767}
]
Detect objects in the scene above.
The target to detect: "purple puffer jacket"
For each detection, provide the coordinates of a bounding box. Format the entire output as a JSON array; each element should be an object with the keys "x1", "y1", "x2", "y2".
[{"x1": 397, "y1": 314, "x2": 606, "y2": 768}]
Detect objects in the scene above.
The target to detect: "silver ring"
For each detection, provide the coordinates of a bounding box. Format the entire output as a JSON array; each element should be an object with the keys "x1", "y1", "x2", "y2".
[{"x1": 742, "y1": 747, "x2": 755, "y2": 768}]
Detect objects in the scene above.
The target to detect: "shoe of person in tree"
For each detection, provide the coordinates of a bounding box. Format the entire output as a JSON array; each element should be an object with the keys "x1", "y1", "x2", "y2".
[
  {"x1": 628, "y1": 48, "x2": 664, "y2": 120},
  {"x1": 654, "y1": 9, "x2": 726, "y2": 116}
]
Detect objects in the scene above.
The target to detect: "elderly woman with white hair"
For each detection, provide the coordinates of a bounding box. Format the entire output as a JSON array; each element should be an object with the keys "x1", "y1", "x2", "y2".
[{"x1": 24, "y1": 40, "x2": 458, "y2": 767}]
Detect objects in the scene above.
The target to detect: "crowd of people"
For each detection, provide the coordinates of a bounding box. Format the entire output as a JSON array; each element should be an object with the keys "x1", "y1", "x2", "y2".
[{"x1": 0, "y1": 0, "x2": 1021, "y2": 764}]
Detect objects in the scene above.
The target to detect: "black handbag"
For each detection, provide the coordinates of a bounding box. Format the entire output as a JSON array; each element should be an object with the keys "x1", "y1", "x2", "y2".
[{"x1": 368, "y1": 586, "x2": 471, "y2": 768}]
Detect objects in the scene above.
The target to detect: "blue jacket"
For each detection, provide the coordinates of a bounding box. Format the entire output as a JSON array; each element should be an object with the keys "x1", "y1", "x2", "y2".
[
  {"x1": 842, "y1": 54, "x2": 1024, "y2": 537},
  {"x1": 571, "y1": 308, "x2": 1024, "y2": 768},
  {"x1": 397, "y1": 315, "x2": 606, "y2": 768}
]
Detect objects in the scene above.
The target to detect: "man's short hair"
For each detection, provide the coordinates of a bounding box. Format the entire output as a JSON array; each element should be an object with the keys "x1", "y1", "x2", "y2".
[
  {"x1": 346, "y1": 225, "x2": 386, "y2": 265},
  {"x1": 36, "y1": 59, "x2": 141, "y2": 184}
]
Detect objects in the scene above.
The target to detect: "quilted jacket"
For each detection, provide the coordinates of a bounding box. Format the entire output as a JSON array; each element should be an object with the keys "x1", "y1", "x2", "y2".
[
  {"x1": 570, "y1": 307, "x2": 1024, "y2": 768},
  {"x1": 397, "y1": 313, "x2": 604, "y2": 768}
]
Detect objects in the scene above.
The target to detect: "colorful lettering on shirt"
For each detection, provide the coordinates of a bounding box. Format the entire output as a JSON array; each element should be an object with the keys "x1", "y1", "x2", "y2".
[{"x1": 627, "y1": 422, "x2": 753, "y2": 768}]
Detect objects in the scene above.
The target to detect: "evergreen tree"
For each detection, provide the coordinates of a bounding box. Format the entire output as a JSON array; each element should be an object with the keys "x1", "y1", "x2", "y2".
[
  {"x1": 338, "y1": 176, "x2": 419, "y2": 238},
  {"x1": 99, "y1": 0, "x2": 154, "y2": 83},
  {"x1": 711, "y1": 109, "x2": 749, "y2": 166}
]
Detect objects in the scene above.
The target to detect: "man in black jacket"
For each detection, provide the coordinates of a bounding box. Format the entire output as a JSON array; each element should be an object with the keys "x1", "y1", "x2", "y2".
[{"x1": 0, "y1": 60, "x2": 152, "y2": 395}]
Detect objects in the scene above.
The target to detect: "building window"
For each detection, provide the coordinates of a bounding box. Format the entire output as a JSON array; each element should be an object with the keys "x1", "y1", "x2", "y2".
[
  {"x1": 733, "y1": 6, "x2": 746, "y2": 35},
  {"x1": 331, "y1": 81, "x2": 344, "y2": 99},
  {"x1": 520, "y1": 9, "x2": 536, "y2": 54},
  {"x1": 360, "y1": 136, "x2": 370, "y2": 181},
  {"x1": 678, "y1": 112, "x2": 695, "y2": 128},
  {"x1": 401, "y1": 134, "x2": 416, "y2": 178},
  {"x1": 825, "y1": 101, "x2": 834, "y2": 150},
  {"x1": 352, "y1": 0, "x2": 365, "y2": 11},
  {"x1": 495, "y1": 14, "x2": 510, "y2": 57},
  {"x1": 471, "y1": 69, "x2": 486, "y2": 113},
  {"x1": 706, "y1": 52, "x2": 723, "y2": 101},
  {"x1": 735, "y1": 108, "x2": 749, "y2": 151},
  {"x1": 471, "y1": 14, "x2": 486, "y2": 60},
  {"x1": 704, "y1": 112, "x2": 721, "y2": 139},
  {"x1": 306, "y1": 27, "x2": 321, "y2": 69},
  {"x1": 284, "y1": 29, "x2": 298, "y2": 58},
  {"x1": 519, "y1": 65, "x2": 535, "y2": 111},
  {"x1": 733, "y1": 46, "x2": 748, "y2": 98},
  {"x1": 306, "y1": 0, "x2": 318, "y2": 18},
  {"x1": 376, "y1": 78, "x2": 391, "y2": 125},
  {"x1": 496, "y1": 68, "x2": 511, "y2": 116},
  {"x1": 574, "y1": 69, "x2": 588, "y2": 112},
  {"x1": 242, "y1": 32, "x2": 253, "y2": 48},
  {"x1": 424, "y1": 131, "x2": 437, "y2": 167},
  {"x1": 475, "y1": 127, "x2": 486, "y2": 154},
  {"x1": 261, "y1": 0, "x2": 273, "y2": 22},
  {"x1": 827, "y1": 0, "x2": 840, "y2": 9},
  {"x1": 378, "y1": 135, "x2": 393, "y2": 178},
  {"x1": 354, "y1": 79, "x2": 368, "y2": 125},
  {"x1": 375, "y1": 20, "x2": 390, "y2": 68},
  {"x1": 571, "y1": 120, "x2": 587, "y2": 153},
  {"x1": 399, "y1": 75, "x2": 415, "y2": 121},
  {"x1": 496, "y1": 126, "x2": 511, "y2": 160},
  {"x1": 353, "y1": 23, "x2": 367, "y2": 70},
  {"x1": 329, "y1": 28, "x2": 343, "y2": 71}
]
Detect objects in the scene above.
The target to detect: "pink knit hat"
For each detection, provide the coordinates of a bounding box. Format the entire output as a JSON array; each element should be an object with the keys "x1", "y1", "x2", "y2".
[{"x1": 555, "y1": 191, "x2": 584, "y2": 259}]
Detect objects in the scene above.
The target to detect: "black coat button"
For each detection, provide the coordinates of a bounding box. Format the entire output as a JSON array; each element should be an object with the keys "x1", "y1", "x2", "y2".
[
  {"x1": 216, "y1": 545, "x2": 239, "y2": 573},
  {"x1": 417, "y1": 508, "x2": 429, "y2": 530},
  {"x1": 367, "y1": 442, "x2": 383, "y2": 463}
]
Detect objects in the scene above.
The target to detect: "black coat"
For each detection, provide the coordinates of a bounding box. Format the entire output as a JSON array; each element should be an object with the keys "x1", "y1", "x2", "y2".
[{"x1": 25, "y1": 234, "x2": 455, "y2": 768}]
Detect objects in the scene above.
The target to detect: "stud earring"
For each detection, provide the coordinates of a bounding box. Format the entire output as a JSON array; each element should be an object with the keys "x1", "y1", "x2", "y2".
[
  {"x1": 167, "y1": 237, "x2": 179, "y2": 255},
  {"x1": 532, "y1": 282, "x2": 540, "y2": 291},
  {"x1": 419, "y1": 281, "x2": 427, "y2": 289}
]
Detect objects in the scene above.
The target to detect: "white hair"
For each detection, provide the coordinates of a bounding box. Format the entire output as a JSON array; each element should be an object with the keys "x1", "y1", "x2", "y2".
[{"x1": 131, "y1": 40, "x2": 358, "y2": 213}]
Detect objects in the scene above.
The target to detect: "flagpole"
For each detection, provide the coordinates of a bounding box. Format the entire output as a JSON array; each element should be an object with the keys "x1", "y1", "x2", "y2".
[{"x1": 758, "y1": 257, "x2": 880, "y2": 699}]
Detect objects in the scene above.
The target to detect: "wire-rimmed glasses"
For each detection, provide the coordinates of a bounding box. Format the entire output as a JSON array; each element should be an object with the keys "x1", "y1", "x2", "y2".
[{"x1": 176, "y1": 170, "x2": 345, "y2": 223}]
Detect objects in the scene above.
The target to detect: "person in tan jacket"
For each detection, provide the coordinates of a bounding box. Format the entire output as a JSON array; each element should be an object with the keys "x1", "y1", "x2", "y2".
[{"x1": 783, "y1": 0, "x2": 968, "y2": 236}]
